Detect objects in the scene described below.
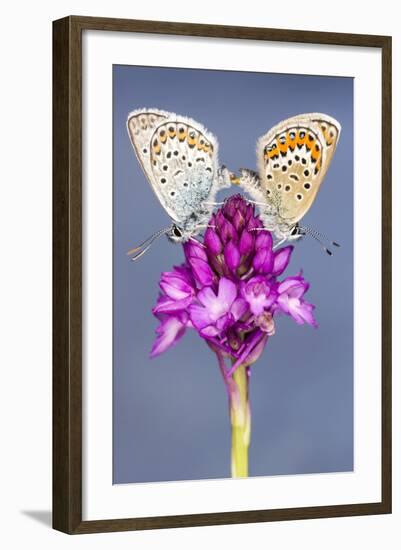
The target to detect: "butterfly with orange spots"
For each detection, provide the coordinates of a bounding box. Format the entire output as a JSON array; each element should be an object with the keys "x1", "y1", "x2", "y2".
[
  {"x1": 126, "y1": 108, "x2": 233, "y2": 259},
  {"x1": 237, "y1": 113, "x2": 341, "y2": 253}
]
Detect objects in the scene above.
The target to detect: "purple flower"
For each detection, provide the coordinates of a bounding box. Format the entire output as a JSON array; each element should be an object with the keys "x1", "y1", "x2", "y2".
[
  {"x1": 150, "y1": 312, "x2": 189, "y2": 358},
  {"x1": 153, "y1": 266, "x2": 195, "y2": 314},
  {"x1": 150, "y1": 195, "x2": 316, "y2": 367},
  {"x1": 276, "y1": 276, "x2": 317, "y2": 327},
  {"x1": 189, "y1": 278, "x2": 248, "y2": 338},
  {"x1": 240, "y1": 276, "x2": 277, "y2": 316}
]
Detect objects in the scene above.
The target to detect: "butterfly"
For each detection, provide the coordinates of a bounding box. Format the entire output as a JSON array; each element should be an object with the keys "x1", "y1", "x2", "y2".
[
  {"x1": 126, "y1": 108, "x2": 232, "y2": 259},
  {"x1": 236, "y1": 113, "x2": 341, "y2": 254}
]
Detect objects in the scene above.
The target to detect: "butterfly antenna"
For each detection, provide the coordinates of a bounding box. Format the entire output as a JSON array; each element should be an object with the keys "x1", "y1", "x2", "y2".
[
  {"x1": 301, "y1": 226, "x2": 334, "y2": 256},
  {"x1": 304, "y1": 225, "x2": 340, "y2": 248},
  {"x1": 127, "y1": 226, "x2": 171, "y2": 261}
]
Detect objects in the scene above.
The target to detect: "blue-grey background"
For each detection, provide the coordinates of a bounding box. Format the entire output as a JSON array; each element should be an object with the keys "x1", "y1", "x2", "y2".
[{"x1": 113, "y1": 65, "x2": 354, "y2": 484}]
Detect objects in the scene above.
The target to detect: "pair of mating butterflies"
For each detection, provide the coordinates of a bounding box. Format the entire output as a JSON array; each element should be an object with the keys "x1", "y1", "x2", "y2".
[{"x1": 127, "y1": 108, "x2": 341, "y2": 259}]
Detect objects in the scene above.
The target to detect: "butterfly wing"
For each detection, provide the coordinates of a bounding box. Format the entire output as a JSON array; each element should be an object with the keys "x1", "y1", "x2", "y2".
[
  {"x1": 256, "y1": 113, "x2": 341, "y2": 224},
  {"x1": 147, "y1": 115, "x2": 219, "y2": 224},
  {"x1": 127, "y1": 110, "x2": 219, "y2": 224},
  {"x1": 127, "y1": 108, "x2": 170, "y2": 177}
]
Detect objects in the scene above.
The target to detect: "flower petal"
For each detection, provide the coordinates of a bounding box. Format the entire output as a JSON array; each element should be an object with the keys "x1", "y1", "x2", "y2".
[
  {"x1": 272, "y1": 245, "x2": 293, "y2": 276},
  {"x1": 188, "y1": 303, "x2": 213, "y2": 329},
  {"x1": 231, "y1": 297, "x2": 248, "y2": 321},
  {"x1": 183, "y1": 240, "x2": 208, "y2": 262},
  {"x1": 197, "y1": 286, "x2": 218, "y2": 309},
  {"x1": 278, "y1": 276, "x2": 309, "y2": 296},
  {"x1": 160, "y1": 276, "x2": 193, "y2": 300},
  {"x1": 150, "y1": 316, "x2": 187, "y2": 357},
  {"x1": 153, "y1": 295, "x2": 193, "y2": 314},
  {"x1": 189, "y1": 257, "x2": 214, "y2": 286},
  {"x1": 253, "y1": 246, "x2": 274, "y2": 274},
  {"x1": 217, "y1": 277, "x2": 238, "y2": 310},
  {"x1": 224, "y1": 240, "x2": 240, "y2": 272},
  {"x1": 255, "y1": 231, "x2": 273, "y2": 251},
  {"x1": 204, "y1": 227, "x2": 223, "y2": 255},
  {"x1": 239, "y1": 229, "x2": 253, "y2": 256}
]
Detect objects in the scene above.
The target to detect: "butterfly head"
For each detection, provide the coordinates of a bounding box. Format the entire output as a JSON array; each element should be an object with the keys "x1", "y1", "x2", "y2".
[
  {"x1": 166, "y1": 224, "x2": 188, "y2": 243},
  {"x1": 288, "y1": 223, "x2": 304, "y2": 242}
]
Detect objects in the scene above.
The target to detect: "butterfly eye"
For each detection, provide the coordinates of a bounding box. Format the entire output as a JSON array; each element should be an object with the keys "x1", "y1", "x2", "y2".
[
  {"x1": 173, "y1": 226, "x2": 182, "y2": 237},
  {"x1": 291, "y1": 226, "x2": 299, "y2": 236}
]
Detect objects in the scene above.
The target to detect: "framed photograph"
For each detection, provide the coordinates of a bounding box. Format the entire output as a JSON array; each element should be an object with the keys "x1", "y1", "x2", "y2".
[{"x1": 53, "y1": 16, "x2": 392, "y2": 534}]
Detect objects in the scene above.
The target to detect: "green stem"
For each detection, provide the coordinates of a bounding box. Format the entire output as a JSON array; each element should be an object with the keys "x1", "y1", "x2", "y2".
[{"x1": 229, "y1": 363, "x2": 250, "y2": 478}]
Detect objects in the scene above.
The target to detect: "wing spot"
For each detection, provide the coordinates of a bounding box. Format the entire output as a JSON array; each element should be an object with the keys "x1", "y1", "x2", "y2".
[
  {"x1": 277, "y1": 183, "x2": 282, "y2": 190},
  {"x1": 174, "y1": 150, "x2": 179, "y2": 156},
  {"x1": 285, "y1": 185, "x2": 291, "y2": 192},
  {"x1": 273, "y1": 163, "x2": 279, "y2": 169},
  {"x1": 282, "y1": 165, "x2": 287, "y2": 172},
  {"x1": 160, "y1": 178, "x2": 166, "y2": 184},
  {"x1": 304, "y1": 182, "x2": 311, "y2": 190},
  {"x1": 162, "y1": 165, "x2": 168, "y2": 171},
  {"x1": 301, "y1": 158, "x2": 307, "y2": 165},
  {"x1": 295, "y1": 155, "x2": 300, "y2": 162},
  {"x1": 183, "y1": 182, "x2": 189, "y2": 187},
  {"x1": 296, "y1": 193, "x2": 303, "y2": 201},
  {"x1": 188, "y1": 162, "x2": 192, "y2": 167},
  {"x1": 266, "y1": 189, "x2": 271, "y2": 195},
  {"x1": 142, "y1": 148, "x2": 148, "y2": 154},
  {"x1": 304, "y1": 169, "x2": 310, "y2": 177},
  {"x1": 288, "y1": 160, "x2": 293, "y2": 166},
  {"x1": 170, "y1": 191, "x2": 176, "y2": 197},
  {"x1": 166, "y1": 152, "x2": 172, "y2": 159},
  {"x1": 267, "y1": 174, "x2": 273, "y2": 180},
  {"x1": 289, "y1": 174, "x2": 299, "y2": 181}
]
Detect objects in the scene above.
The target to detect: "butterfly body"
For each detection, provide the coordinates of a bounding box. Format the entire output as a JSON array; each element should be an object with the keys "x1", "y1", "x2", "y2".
[
  {"x1": 238, "y1": 113, "x2": 341, "y2": 243},
  {"x1": 127, "y1": 108, "x2": 231, "y2": 246}
]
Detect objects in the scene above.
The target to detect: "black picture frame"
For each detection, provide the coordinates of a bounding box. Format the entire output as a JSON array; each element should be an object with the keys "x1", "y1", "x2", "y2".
[{"x1": 53, "y1": 15, "x2": 392, "y2": 534}]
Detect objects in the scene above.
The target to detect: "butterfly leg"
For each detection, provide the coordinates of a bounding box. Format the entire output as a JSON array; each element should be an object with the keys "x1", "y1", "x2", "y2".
[{"x1": 272, "y1": 238, "x2": 287, "y2": 250}]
